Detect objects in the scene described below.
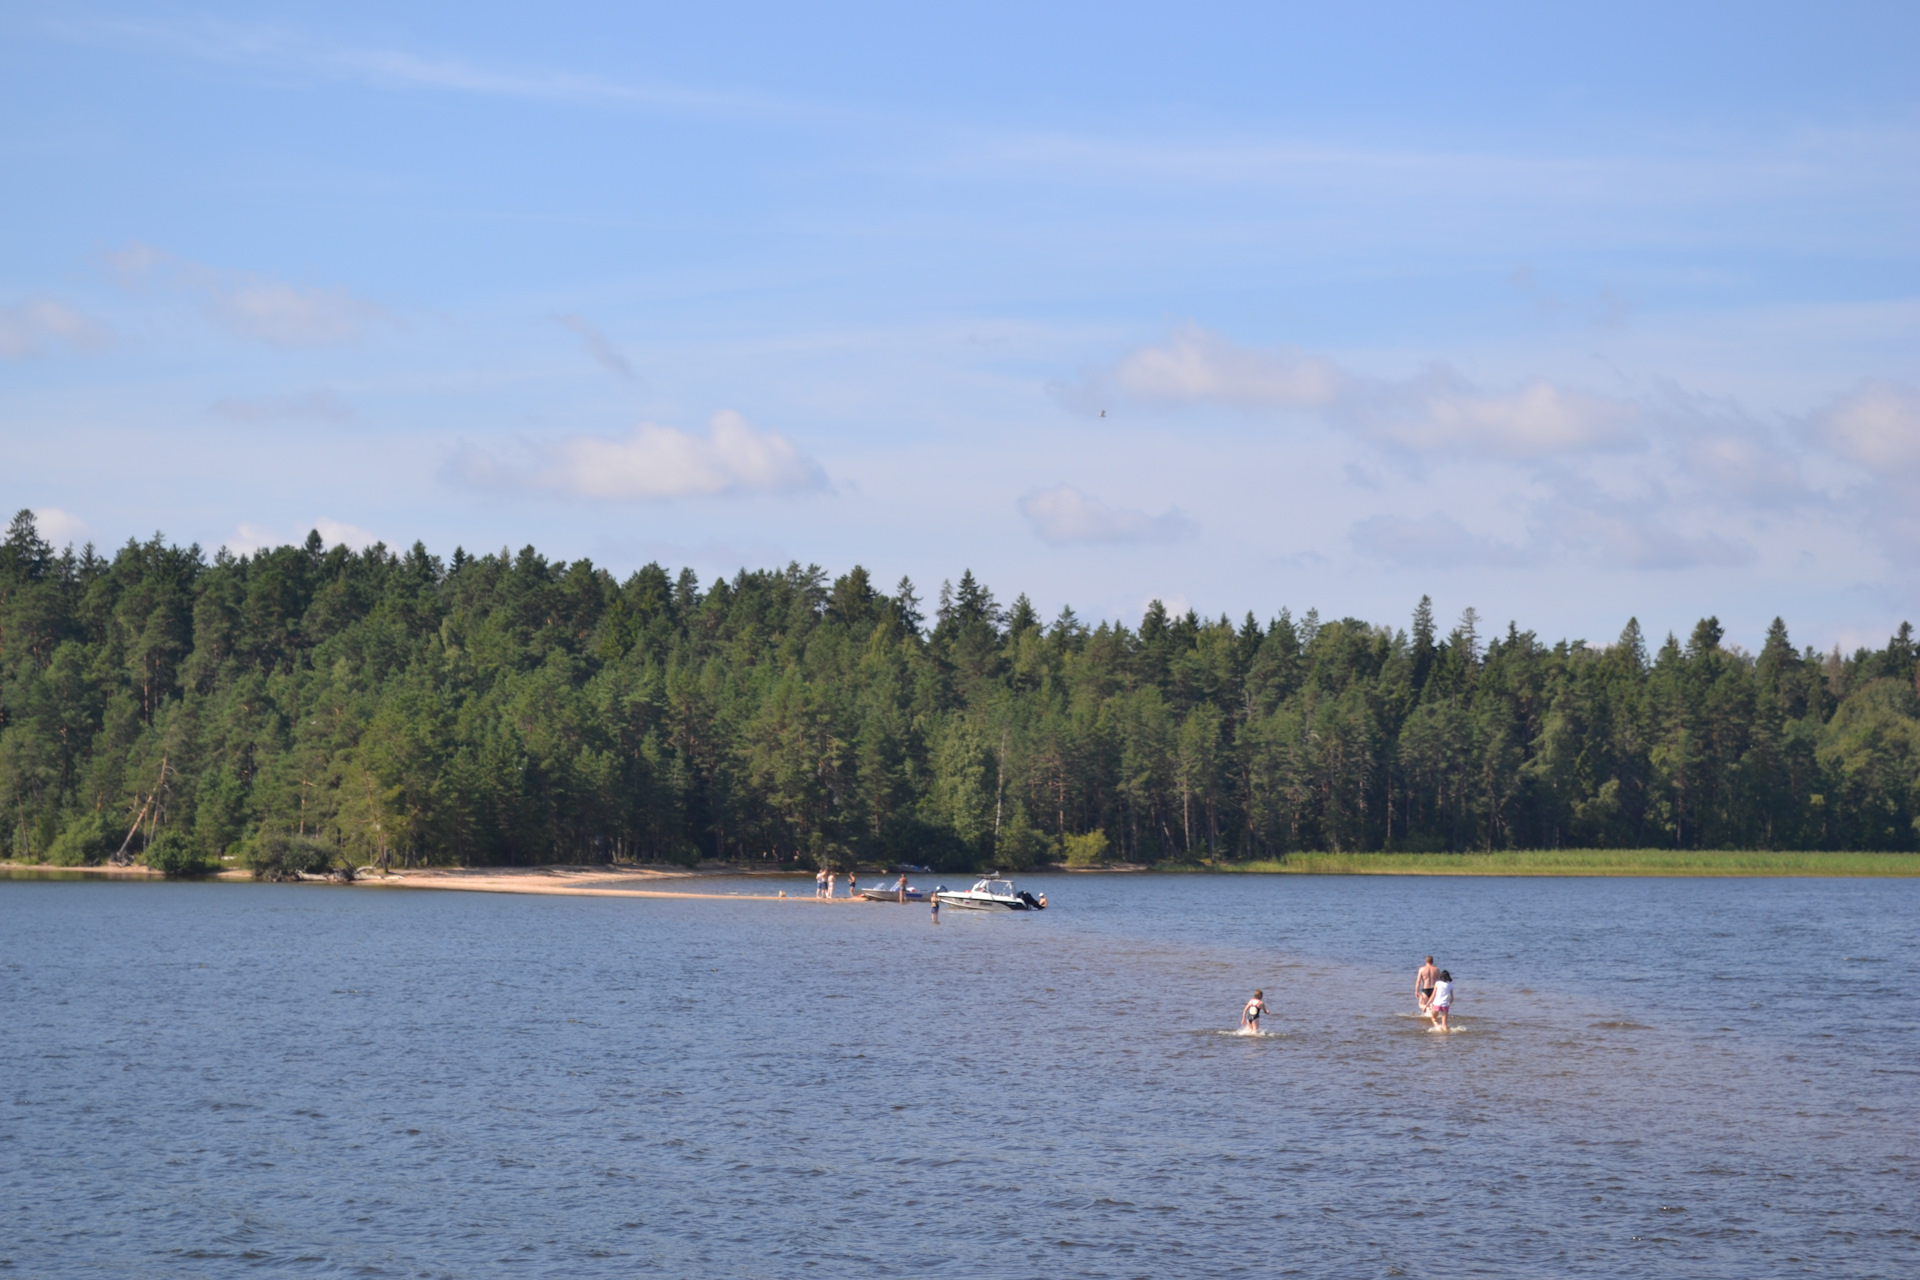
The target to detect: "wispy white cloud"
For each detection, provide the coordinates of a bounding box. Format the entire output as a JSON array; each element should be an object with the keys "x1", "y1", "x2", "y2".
[
  {"x1": 1536, "y1": 474, "x2": 1759, "y2": 570},
  {"x1": 452, "y1": 411, "x2": 826, "y2": 501},
  {"x1": 0, "y1": 297, "x2": 111, "y2": 359},
  {"x1": 1019, "y1": 485, "x2": 1195, "y2": 546},
  {"x1": 556, "y1": 315, "x2": 634, "y2": 379},
  {"x1": 1353, "y1": 490, "x2": 1755, "y2": 574},
  {"x1": 64, "y1": 17, "x2": 793, "y2": 116},
  {"x1": 1814, "y1": 381, "x2": 1920, "y2": 473},
  {"x1": 1351, "y1": 513, "x2": 1535, "y2": 569},
  {"x1": 953, "y1": 125, "x2": 1920, "y2": 230},
  {"x1": 110, "y1": 242, "x2": 391, "y2": 347},
  {"x1": 1806, "y1": 381, "x2": 1920, "y2": 564},
  {"x1": 209, "y1": 389, "x2": 356, "y2": 423}
]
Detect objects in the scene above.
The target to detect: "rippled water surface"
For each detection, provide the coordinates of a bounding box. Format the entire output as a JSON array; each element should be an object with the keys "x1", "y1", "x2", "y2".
[{"x1": 3, "y1": 873, "x2": 1916, "y2": 1277}]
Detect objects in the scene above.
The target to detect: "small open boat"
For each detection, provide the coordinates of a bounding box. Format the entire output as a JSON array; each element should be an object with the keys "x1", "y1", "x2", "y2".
[
  {"x1": 934, "y1": 876, "x2": 1045, "y2": 911},
  {"x1": 857, "y1": 882, "x2": 926, "y2": 902}
]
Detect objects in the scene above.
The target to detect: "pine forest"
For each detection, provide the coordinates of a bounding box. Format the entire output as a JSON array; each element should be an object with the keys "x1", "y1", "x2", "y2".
[{"x1": 3, "y1": 509, "x2": 1918, "y2": 873}]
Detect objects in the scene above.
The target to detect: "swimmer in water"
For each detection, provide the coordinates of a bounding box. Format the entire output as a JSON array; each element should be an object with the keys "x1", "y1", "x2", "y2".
[
  {"x1": 1241, "y1": 990, "x2": 1268, "y2": 1033},
  {"x1": 1426, "y1": 970, "x2": 1454, "y2": 1031},
  {"x1": 1416, "y1": 955, "x2": 1438, "y2": 1012}
]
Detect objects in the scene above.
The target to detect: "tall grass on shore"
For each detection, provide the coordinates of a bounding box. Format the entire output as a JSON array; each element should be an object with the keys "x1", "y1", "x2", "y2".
[{"x1": 1202, "y1": 850, "x2": 1920, "y2": 876}]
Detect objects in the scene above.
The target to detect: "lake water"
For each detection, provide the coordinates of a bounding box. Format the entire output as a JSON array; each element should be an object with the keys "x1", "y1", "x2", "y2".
[{"x1": 3, "y1": 873, "x2": 1915, "y2": 1278}]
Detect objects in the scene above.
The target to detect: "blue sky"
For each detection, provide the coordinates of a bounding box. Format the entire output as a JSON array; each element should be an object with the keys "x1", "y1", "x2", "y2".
[{"x1": 4, "y1": 2, "x2": 1918, "y2": 651}]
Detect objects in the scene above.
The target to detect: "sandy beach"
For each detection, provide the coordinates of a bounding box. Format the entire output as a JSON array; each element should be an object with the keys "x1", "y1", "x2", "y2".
[{"x1": 354, "y1": 864, "x2": 836, "y2": 902}]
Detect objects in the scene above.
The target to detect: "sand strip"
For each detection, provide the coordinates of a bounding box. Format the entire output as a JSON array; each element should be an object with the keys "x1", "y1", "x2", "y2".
[{"x1": 355, "y1": 868, "x2": 826, "y2": 901}]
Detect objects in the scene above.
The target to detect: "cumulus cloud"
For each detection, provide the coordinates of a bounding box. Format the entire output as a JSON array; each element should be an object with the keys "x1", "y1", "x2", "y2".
[
  {"x1": 1075, "y1": 324, "x2": 1345, "y2": 411},
  {"x1": 1019, "y1": 485, "x2": 1195, "y2": 546},
  {"x1": 0, "y1": 298, "x2": 110, "y2": 358},
  {"x1": 1069, "y1": 325, "x2": 1639, "y2": 460},
  {"x1": 225, "y1": 518, "x2": 382, "y2": 556},
  {"x1": 33, "y1": 508, "x2": 91, "y2": 546},
  {"x1": 1355, "y1": 372, "x2": 1640, "y2": 458},
  {"x1": 1071, "y1": 324, "x2": 1920, "y2": 578},
  {"x1": 556, "y1": 314, "x2": 635, "y2": 378},
  {"x1": 313, "y1": 518, "x2": 382, "y2": 550},
  {"x1": 209, "y1": 389, "x2": 355, "y2": 422},
  {"x1": 452, "y1": 411, "x2": 826, "y2": 500},
  {"x1": 110, "y1": 241, "x2": 391, "y2": 347}
]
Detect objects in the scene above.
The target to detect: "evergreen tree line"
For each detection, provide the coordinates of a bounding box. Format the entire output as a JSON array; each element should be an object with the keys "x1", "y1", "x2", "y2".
[{"x1": 3, "y1": 509, "x2": 1918, "y2": 872}]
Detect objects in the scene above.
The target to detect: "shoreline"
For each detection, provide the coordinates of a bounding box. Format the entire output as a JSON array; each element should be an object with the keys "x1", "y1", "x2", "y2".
[{"x1": 6, "y1": 849, "x2": 1918, "y2": 888}]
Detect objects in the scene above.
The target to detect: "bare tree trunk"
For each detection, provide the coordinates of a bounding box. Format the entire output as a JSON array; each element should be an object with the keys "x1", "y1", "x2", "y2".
[{"x1": 112, "y1": 755, "x2": 168, "y2": 864}]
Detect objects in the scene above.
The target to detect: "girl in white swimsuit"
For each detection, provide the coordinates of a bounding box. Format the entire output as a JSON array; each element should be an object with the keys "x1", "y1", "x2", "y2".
[{"x1": 1427, "y1": 971, "x2": 1454, "y2": 1031}]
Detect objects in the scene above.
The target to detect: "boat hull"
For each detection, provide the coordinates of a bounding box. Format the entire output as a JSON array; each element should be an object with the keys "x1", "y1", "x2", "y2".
[
  {"x1": 857, "y1": 888, "x2": 925, "y2": 902},
  {"x1": 933, "y1": 893, "x2": 1028, "y2": 910}
]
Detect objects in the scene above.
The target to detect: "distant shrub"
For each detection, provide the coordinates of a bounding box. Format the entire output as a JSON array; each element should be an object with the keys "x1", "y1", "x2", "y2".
[
  {"x1": 248, "y1": 834, "x2": 337, "y2": 881},
  {"x1": 46, "y1": 812, "x2": 119, "y2": 867},
  {"x1": 143, "y1": 829, "x2": 212, "y2": 878},
  {"x1": 1061, "y1": 830, "x2": 1110, "y2": 866}
]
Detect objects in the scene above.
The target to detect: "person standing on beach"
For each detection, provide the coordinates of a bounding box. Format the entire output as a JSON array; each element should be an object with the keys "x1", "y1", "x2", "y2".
[
  {"x1": 1427, "y1": 971, "x2": 1455, "y2": 1031},
  {"x1": 1416, "y1": 956, "x2": 1439, "y2": 1012},
  {"x1": 815, "y1": 868, "x2": 826, "y2": 899},
  {"x1": 848, "y1": 871, "x2": 857, "y2": 897},
  {"x1": 896, "y1": 872, "x2": 908, "y2": 903},
  {"x1": 827, "y1": 871, "x2": 836, "y2": 899}
]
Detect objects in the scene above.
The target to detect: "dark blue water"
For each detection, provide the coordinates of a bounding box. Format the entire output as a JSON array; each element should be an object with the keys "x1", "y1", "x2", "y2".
[{"x1": 3, "y1": 874, "x2": 1915, "y2": 1277}]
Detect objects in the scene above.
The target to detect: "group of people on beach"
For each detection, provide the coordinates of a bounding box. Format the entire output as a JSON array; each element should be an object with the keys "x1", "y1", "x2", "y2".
[
  {"x1": 1235, "y1": 954, "x2": 1457, "y2": 1034},
  {"x1": 1415, "y1": 955, "x2": 1455, "y2": 1030},
  {"x1": 814, "y1": 869, "x2": 868, "y2": 898}
]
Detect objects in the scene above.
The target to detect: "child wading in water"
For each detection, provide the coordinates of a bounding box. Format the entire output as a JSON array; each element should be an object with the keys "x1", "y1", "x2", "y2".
[
  {"x1": 1426, "y1": 971, "x2": 1455, "y2": 1032},
  {"x1": 1241, "y1": 990, "x2": 1269, "y2": 1033}
]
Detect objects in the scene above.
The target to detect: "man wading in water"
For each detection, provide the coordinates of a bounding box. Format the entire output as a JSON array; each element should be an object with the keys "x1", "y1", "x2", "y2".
[{"x1": 1416, "y1": 955, "x2": 1439, "y2": 1012}]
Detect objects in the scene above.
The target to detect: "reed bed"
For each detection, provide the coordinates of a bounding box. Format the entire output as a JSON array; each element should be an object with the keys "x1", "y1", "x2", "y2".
[{"x1": 1199, "y1": 850, "x2": 1920, "y2": 876}]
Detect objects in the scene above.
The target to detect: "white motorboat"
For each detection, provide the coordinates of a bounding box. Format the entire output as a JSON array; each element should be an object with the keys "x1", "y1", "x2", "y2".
[
  {"x1": 934, "y1": 876, "x2": 1045, "y2": 911},
  {"x1": 856, "y1": 881, "x2": 926, "y2": 902}
]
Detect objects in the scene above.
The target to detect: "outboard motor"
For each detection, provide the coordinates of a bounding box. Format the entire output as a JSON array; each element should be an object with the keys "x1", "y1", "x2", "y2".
[{"x1": 1018, "y1": 891, "x2": 1044, "y2": 910}]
